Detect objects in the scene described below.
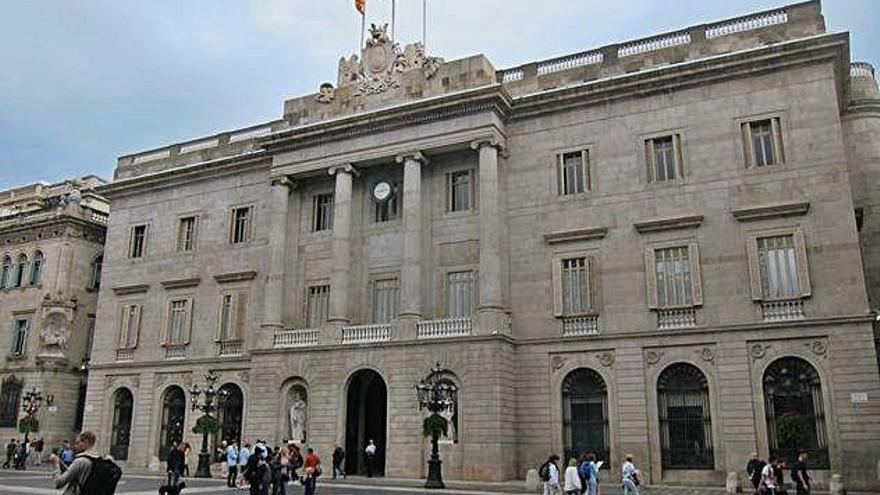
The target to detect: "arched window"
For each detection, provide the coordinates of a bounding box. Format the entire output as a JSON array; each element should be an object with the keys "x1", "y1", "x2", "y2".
[
  {"x1": 763, "y1": 357, "x2": 829, "y2": 468},
  {"x1": 110, "y1": 388, "x2": 134, "y2": 461},
  {"x1": 657, "y1": 363, "x2": 714, "y2": 469},
  {"x1": 0, "y1": 375, "x2": 23, "y2": 427},
  {"x1": 13, "y1": 254, "x2": 27, "y2": 288},
  {"x1": 0, "y1": 257, "x2": 11, "y2": 289},
  {"x1": 29, "y1": 251, "x2": 43, "y2": 286},
  {"x1": 215, "y1": 383, "x2": 243, "y2": 450},
  {"x1": 159, "y1": 386, "x2": 186, "y2": 461},
  {"x1": 90, "y1": 255, "x2": 103, "y2": 290},
  {"x1": 562, "y1": 368, "x2": 609, "y2": 462}
]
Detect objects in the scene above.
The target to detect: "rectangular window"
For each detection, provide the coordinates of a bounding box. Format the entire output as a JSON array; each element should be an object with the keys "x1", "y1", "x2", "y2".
[
  {"x1": 306, "y1": 285, "x2": 330, "y2": 328},
  {"x1": 85, "y1": 316, "x2": 96, "y2": 360},
  {"x1": 758, "y1": 235, "x2": 801, "y2": 299},
  {"x1": 446, "y1": 271, "x2": 475, "y2": 318},
  {"x1": 10, "y1": 319, "x2": 28, "y2": 357},
  {"x1": 166, "y1": 299, "x2": 190, "y2": 345},
  {"x1": 743, "y1": 118, "x2": 784, "y2": 168},
  {"x1": 230, "y1": 207, "x2": 253, "y2": 244},
  {"x1": 374, "y1": 189, "x2": 399, "y2": 223},
  {"x1": 118, "y1": 304, "x2": 141, "y2": 349},
  {"x1": 646, "y1": 135, "x2": 682, "y2": 183},
  {"x1": 447, "y1": 170, "x2": 473, "y2": 212},
  {"x1": 0, "y1": 377, "x2": 22, "y2": 427},
  {"x1": 129, "y1": 225, "x2": 147, "y2": 259},
  {"x1": 218, "y1": 293, "x2": 247, "y2": 341},
  {"x1": 557, "y1": 151, "x2": 589, "y2": 195},
  {"x1": 177, "y1": 216, "x2": 197, "y2": 252},
  {"x1": 654, "y1": 246, "x2": 693, "y2": 307},
  {"x1": 313, "y1": 194, "x2": 334, "y2": 232},
  {"x1": 372, "y1": 278, "x2": 399, "y2": 324},
  {"x1": 561, "y1": 257, "x2": 590, "y2": 315}
]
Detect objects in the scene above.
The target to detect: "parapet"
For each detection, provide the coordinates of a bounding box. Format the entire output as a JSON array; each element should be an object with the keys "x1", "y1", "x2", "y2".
[{"x1": 849, "y1": 62, "x2": 879, "y2": 102}]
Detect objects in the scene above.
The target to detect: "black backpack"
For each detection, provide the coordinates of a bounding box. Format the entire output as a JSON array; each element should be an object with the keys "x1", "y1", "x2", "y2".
[
  {"x1": 539, "y1": 461, "x2": 551, "y2": 481},
  {"x1": 80, "y1": 455, "x2": 122, "y2": 495}
]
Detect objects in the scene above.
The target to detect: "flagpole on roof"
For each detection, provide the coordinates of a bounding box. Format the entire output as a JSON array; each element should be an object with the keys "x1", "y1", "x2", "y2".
[
  {"x1": 423, "y1": 0, "x2": 427, "y2": 50},
  {"x1": 360, "y1": 1, "x2": 366, "y2": 52},
  {"x1": 391, "y1": 0, "x2": 397, "y2": 40}
]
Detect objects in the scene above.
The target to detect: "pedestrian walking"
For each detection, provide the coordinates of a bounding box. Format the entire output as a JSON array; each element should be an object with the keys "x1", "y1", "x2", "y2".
[
  {"x1": 332, "y1": 445, "x2": 345, "y2": 479},
  {"x1": 761, "y1": 455, "x2": 779, "y2": 495},
  {"x1": 238, "y1": 443, "x2": 252, "y2": 488},
  {"x1": 183, "y1": 443, "x2": 192, "y2": 477},
  {"x1": 790, "y1": 452, "x2": 810, "y2": 495},
  {"x1": 14, "y1": 440, "x2": 27, "y2": 470},
  {"x1": 301, "y1": 447, "x2": 321, "y2": 495},
  {"x1": 564, "y1": 458, "x2": 582, "y2": 495},
  {"x1": 49, "y1": 430, "x2": 122, "y2": 495},
  {"x1": 364, "y1": 440, "x2": 377, "y2": 477},
  {"x1": 34, "y1": 437, "x2": 43, "y2": 466},
  {"x1": 3, "y1": 439, "x2": 15, "y2": 469},
  {"x1": 226, "y1": 440, "x2": 240, "y2": 488},
  {"x1": 586, "y1": 453, "x2": 600, "y2": 495},
  {"x1": 163, "y1": 441, "x2": 188, "y2": 495},
  {"x1": 244, "y1": 445, "x2": 270, "y2": 495},
  {"x1": 621, "y1": 455, "x2": 640, "y2": 495},
  {"x1": 539, "y1": 454, "x2": 561, "y2": 495},
  {"x1": 577, "y1": 454, "x2": 589, "y2": 495},
  {"x1": 747, "y1": 452, "x2": 766, "y2": 493}
]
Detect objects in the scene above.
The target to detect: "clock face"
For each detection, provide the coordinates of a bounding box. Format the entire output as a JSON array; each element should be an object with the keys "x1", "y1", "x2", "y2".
[{"x1": 372, "y1": 181, "x2": 392, "y2": 202}]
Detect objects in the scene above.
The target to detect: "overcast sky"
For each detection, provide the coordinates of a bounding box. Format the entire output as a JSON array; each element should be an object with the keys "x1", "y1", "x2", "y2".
[{"x1": 1, "y1": 0, "x2": 876, "y2": 189}]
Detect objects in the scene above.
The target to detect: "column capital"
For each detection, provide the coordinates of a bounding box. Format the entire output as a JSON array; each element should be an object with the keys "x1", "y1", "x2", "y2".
[
  {"x1": 269, "y1": 175, "x2": 295, "y2": 189},
  {"x1": 328, "y1": 164, "x2": 360, "y2": 177},
  {"x1": 395, "y1": 151, "x2": 428, "y2": 165},
  {"x1": 470, "y1": 137, "x2": 506, "y2": 152}
]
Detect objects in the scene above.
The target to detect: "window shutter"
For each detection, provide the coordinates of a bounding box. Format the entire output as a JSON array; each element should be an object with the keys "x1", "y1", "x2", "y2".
[
  {"x1": 556, "y1": 154, "x2": 564, "y2": 195},
  {"x1": 132, "y1": 305, "x2": 142, "y2": 348},
  {"x1": 551, "y1": 257, "x2": 563, "y2": 317},
  {"x1": 582, "y1": 150, "x2": 591, "y2": 191},
  {"x1": 771, "y1": 117, "x2": 784, "y2": 164},
  {"x1": 741, "y1": 123, "x2": 754, "y2": 168},
  {"x1": 689, "y1": 243, "x2": 703, "y2": 306},
  {"x1": 235, "y1": 292, "x2": 248, "y2": 339},
  {"x1": 793, "y1": 230, "x2": 811, "y2": 297},
  {"x1": 645, "y1": 247, "x2": 658, "y2": 309},
  {"x1": 588, "y1": 255, "x2": 601, "y2": 314},
  {"x1": 184, "y1": 299, "x2": 193, "y2": 345},
  {"x1": 213, "y1": 298, "x2": 223, "y2": 343},
  {"x1": 116, "y1": 306, "x2": 125, "y2": 349},
  {"x1": 673, "y1": 134, "x2": 684, "y2": 179},
  {"x1": 746, "y1": 236, "x2": 763, "y2": 300},
  {"x1": 645, "y1": 139, "x2": 655, "y2": 182}
]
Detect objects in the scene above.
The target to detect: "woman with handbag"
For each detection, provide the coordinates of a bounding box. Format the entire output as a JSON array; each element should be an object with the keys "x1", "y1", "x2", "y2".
[{"x1": 621, "y1": 455, "x2": 640, "y2": 495}]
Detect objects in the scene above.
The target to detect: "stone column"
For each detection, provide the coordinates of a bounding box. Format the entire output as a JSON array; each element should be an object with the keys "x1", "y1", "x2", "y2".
[
  {"x1": 328, "y1": 165, "x2": 357, "y2": 327},
  {"x1": 396, "y1": 152, "x2": 427, "y2": 321},
  {"x1": 262, "y1": 176, "x2": 292, "y2": 331},
  {"x1": 471, "y1": 138, "x2": 509, "y2": 335}
]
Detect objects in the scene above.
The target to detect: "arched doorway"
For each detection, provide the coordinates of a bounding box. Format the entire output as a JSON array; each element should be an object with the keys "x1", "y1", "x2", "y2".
[
  {"x1": 216, "y1": 383, "x2": 244, "y2": 449},
  {"x1": 159, "y1": 386, "x2": 186, "y2": 461},
  {"x1": 345, "y1": 369, "x2": 387, "y2": 476},
  {"x1": 562, "y1": 368, "x2": 609, "y2": 462},
  {"x1": 110, "y1": 388, "x2": 134, "y2": 461},
  {"x1": 657, "y1": 363, "x2": 713, "y2": 469},
  {"x1": 763, "y1": 357, "x2": 829, "y2": 468}
]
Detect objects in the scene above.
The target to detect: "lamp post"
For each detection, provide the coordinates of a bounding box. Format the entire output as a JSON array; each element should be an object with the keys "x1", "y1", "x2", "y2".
[
  {"x1": 415, "y1": 363, "x2": 457, "y2": 489},
  {"x1": 189, "y1": 371, "x2": 228, "y2": 478},
  {"x1": 21, "y1": 388, "x2": 44, "y2": 445}
]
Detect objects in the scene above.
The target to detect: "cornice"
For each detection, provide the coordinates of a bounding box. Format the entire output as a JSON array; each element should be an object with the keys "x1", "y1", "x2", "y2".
[
  {"x1": 213, "y1": 271, "x2": 258, "y2": 284},
  {"x1": 543, "y1": 227, "x2": 608, "y2": 245},
  {"x1": 112, "y1": 284, "x2": 150, "y2": 296},
  {"x1": 260, "y1": 85, "x2": 513, "y2": 155},
  {"x1": 160, "y1": 277, "x2": 201, "y2": 290},
  {"x1": 732, "y1": 201, "x2": 811, "y2": 222},
  {"x1": 0, "y1": 215, "x2": 106, "y2": 248},
  {"x1": 634, "y1": 214, "x2": 703, "y2": 233}
]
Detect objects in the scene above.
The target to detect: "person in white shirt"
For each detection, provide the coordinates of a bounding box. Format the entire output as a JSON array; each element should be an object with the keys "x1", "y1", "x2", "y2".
[
  {"x1": 364, "y1": 440, "x2": 378, "y2": 478},
  {"x1": 622, "y1": 455, "x2": 640, "y2": 495},
  {"x1": 563, "y1": 458, "x2": 583, "y2": 495},
  {"x1": 542, "y1": 454, "x2": 561, "y2": 495},
  {"x1": 761, "y1": 456, "x2": 778, "y2": 494}
]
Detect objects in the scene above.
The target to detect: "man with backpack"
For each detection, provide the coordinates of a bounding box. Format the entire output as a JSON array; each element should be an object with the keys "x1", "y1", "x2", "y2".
[
  {"x1": 49, "y1": 430, "x2": 122, "y2": 495},
  {"x1": 539, "y1": 454, "x2": 561, "y2": 495}
]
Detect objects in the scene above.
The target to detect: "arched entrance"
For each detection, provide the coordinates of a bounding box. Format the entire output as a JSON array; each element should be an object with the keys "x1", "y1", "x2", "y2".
[
  {"x1": 110, "y1": 388, "x2": 134, "y2": 461},
  {"x1": 216, "y1": 383, "x2": 244, "y2": 449},
  {"x1": 159, "y1": 386, "x2": 186, "y2": 461},
  {"x1": 562, "y1": 368, "x2": 609, "y2": 462},
  {"x1": 345, "y1": 369, "x2": 387, "y2": 476}
]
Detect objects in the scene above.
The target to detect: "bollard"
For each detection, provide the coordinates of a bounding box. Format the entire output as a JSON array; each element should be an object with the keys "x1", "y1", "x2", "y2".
[
  {"x1": 727, "y1": 471, "x2": 743, "y2": 494},
  {"x1": 829, "y1": 474, "x2": 846, "y2": 495},
  {"x1": 525, "y1": 468, "x2": 541, "y2": 492}
]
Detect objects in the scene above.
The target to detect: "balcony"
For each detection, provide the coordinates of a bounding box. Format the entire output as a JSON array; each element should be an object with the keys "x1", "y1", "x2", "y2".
[
  {"x1": 217, "y1": 340, "x2": 243, "y2": 357},
  {"x1": 164, "y1": 344, "x2": 187, "y2": 360},
  {"x1": 657, "y1": 308, "x2": 697, "y2": 330},
  {"x1": 115, "y1": 348, "x2": 133, "y2": 362},
  {"x1": 274, "y1": 328, "x2": 319, "y2": 349},
  {"x1": 341, "y1": 324, "x2": 392, "y2": 345},
  {"x1": 416, "y1": 318, "x2": 472, "y2": 340},
  {"x1": 761, "y1": 299, "x2": 804, "y2": 322},
  {"x1": 561, "y1": 315, "x2": 599, "y2": 337}
]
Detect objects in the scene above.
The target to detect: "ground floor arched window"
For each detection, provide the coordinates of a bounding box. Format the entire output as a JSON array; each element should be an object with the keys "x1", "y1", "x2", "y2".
[
  {"x1": 110, "y1": 388, "x2": 134, "y2": 461},
  {"x1": 159, "y1": 386, "x2": 186, "y2": 461},
  {"x1": 657, "y1": 363, "x2": 713, "y2": 469},
  {"x1": 0, "y1": 375, "x2": 22, "y2": 428},
  {"x1": 763, "y1": 357, "x2": 829, "y2": 468},
  {"x1": 215, "y1": 383, "x2": 243, "y2": 449},
  {"x1": 562, "y1": 368, "x2": 609, "y2": 462}
]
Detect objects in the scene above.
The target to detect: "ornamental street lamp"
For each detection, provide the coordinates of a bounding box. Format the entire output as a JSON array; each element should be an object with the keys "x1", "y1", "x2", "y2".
[
  {"x1": 21, "y1": 388, "x2": 45, "y2": 445},
  {"x1": 189, "y1": 371, "x2": 228, "y2": 478},
  {"x1": 416, "y1": 363, "x2": 458, "y2": 489}
]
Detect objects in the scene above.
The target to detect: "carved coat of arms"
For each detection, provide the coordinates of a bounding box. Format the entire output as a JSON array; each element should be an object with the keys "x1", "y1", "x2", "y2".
[{"x1": 317, "y1": 23, "x2": 443, "y2": 102}]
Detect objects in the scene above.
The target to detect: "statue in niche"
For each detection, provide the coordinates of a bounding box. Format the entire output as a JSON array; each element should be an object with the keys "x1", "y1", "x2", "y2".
[
  {"x1": 438, "y1": 397, "x2": 457, "y2": 443},
  {"x1": 40, "y1": 312, "x2": 68, "y2": 355},
  {"x1": 288, "y1": 387, "x2": 307, "y2": 443}
]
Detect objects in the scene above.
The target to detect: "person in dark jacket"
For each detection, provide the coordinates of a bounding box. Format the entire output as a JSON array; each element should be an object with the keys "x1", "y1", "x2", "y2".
[
  {"x1": 747, "y1": 452, "x2": 766, "y2": 492},
  {"x1": 244, "y1": 446, "x2": 270, "y2": 495},
  {"x1": 165, "y1": 441, "x2": 188, "y2": 495},
  {"x1": 332, "y1": 446, "x2": 345, "y2": 479},
  {"x1": 3, "y1": 439, "x2": 15, "y2": 469}
]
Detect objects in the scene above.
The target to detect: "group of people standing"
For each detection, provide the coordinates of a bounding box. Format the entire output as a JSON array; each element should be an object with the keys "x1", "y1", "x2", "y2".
[
  {"x1": 540, "y1": 452, "x2": 606, "y2": 495},
  {"x1": 2, "y1": 436, "x2": 45, "y2": 470},
  {"x1": 746, "y1": 451, "x2": 812, "y2": 495}
]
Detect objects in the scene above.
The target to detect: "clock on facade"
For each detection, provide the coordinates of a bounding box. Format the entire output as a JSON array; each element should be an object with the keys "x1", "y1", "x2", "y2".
[{"x1": 372, "y1": 181, "x2": 393, "y2": 202}]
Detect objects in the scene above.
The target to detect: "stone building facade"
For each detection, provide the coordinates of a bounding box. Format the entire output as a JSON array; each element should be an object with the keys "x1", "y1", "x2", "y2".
[
  {"x1": 0, "y1": 177, "x2": 108, "y2": 450},
  {"x1": 83, "y1": 1, "x2": 880, "y2": 490}
]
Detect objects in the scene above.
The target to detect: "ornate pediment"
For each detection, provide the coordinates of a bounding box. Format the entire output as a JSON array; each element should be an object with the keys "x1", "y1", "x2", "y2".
[{"x1": 319, "y1": 23, "x2": 443, "y2": 102}]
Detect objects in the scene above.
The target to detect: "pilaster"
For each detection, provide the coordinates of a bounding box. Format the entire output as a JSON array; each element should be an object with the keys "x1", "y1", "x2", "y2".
[
  {"x1": 327, "y1": 165, "x2": 358, "y2": 332},
  {"x1": 396, "y1": 151, "x2": 428, "y2": 323},
  {"x1": 262, "y1": 176, "x2": 293, "y2": 331}
]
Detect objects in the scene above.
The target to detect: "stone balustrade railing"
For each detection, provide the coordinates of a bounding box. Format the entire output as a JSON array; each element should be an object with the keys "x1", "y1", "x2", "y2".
[
  {"x1": 705, "y1": 9, "x2": 788, "y2": 39},
  {"x1": 500, "y1": 68, "x2": 524, "y2": 83},
  {"x1": 218, "y1": 340, "x2": 244, "y2": 357},
  {"x1": 341, "y1": 324, "x2": 392, "y2": 344},
  {"x1": 851, "y1": 62, "x2": 875, "y2": 79},
  {"x1": 761, "y1": 299, "x2": 805, "y2": 322},
  {"x1": 416, "y1": 318, "x2": 472, "y2": 339},
  {"x1": 561, "y1": 315, "x2": 600, "y2": 337},
  {"x1": 115, "y1": 348, "x2": 134, "y2": 362},
  {"x1": 90, "y1": 211, "x2": 109, "y2": 225},
  {"x1": 657, "y1": 308, "x2": 698, "y2": 330},
  {"x1": 537, "y1": 51, "x2": 603, "y2": 76},
  {"x1": 165, "y1": 344, "x2": 188, "y2": 359},
  {"x1": 274, "y1": 329, "x2": 320, "y2": 348},
  {"x1": 618, "y1": 30, "x2": 691, "y2": 58}
]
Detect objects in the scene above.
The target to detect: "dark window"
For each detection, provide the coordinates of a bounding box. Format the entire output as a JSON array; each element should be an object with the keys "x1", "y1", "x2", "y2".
[
  {"x1": 129, "y1": 225, "x2": 147, "y2": 258},
  {"x1": 90, "y1": 256, "x2": 103, "y2": 290},
  {"x1": 763, "y1": 357, "x2": 829, "y2": 468},
  {"x1": 13, "y1": 255, "x2": 27, "y2": 288},
  {"x1": 562, "y1": 368, "x2": 609, "y2": 463},
  {"x1": 0, "y1": 375, "x2": 23, "y2": 427},
  {"x1": 110, "y1": 388, "x2": 134, "y2": 460},
  {"x1": 159, "y1": 387, "x2": 186, "y2": 461},
  {"x1": 10, "y1": 319, "x2": 28, "y2": 357},
  {"x1": 448, "y1": 171, "x2": 472, "y2": 212},
  {"x1": 313, "y1": 194, "x2": 334, "y2": 232},
  {"x1": 230, "y1": 207, "x2": 252, "y2": 244},
  {"x1": 0, "y1": 257, "x2": 10, "y2": 289},
  {"x1": 29, "y1": 252, "x2": 42, "y2": 286},
  {"x1": 73, "y1": 383, "x2": 87, "y2": 431},
  {"x1": 658, "y1": 363, "x2": 714, "y2": 469},
  {"x1": 374, "y1": 187, "x2": 399, "y2": 223},
  {"x1": 215, "y1": 384, "x2": 244, "y2": 450}
]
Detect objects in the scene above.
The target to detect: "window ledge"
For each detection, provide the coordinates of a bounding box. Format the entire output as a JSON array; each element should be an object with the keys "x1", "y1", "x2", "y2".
[
  {"x1": 544, "y1": 227, "x2": 607, "y2": 245},
  {"x1": 213, "y1": 271, "x2": 258, "y2": 284},
  {"x1": 732, "y1": 201, "x2": 810, "y2": 222},
  {"x1": 634, "y1": 214, "x2": 703, "y2": 233},
  {"x1": 160, "y1": 277, "x2": 201, "y2": 290},
  {"x1": 5, "y1": 354, "x2": 26, "y2": 362},
  {"x1": 112, "y1": 284, "x2": 150, "y2": 296},
  {"x1": 745, "y1": 163, "x2": 785, "y2": 173}
]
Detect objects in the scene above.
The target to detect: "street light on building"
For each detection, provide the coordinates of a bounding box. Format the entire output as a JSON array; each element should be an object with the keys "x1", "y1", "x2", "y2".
[
  {"x1": 416, "y1": 363, "x2": 458, "y2": 489},
  {"x1": 189, "y1": 371, "x2": 228, "y2": 478}
]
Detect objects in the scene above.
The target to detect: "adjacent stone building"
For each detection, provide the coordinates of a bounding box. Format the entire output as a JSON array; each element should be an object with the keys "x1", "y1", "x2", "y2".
[
  {"x1": 0, "y1": 177, "x2": 108, "y2": 449},
  {"x1": 83, "y1": 1, "x2": 880, "y2": 490}
]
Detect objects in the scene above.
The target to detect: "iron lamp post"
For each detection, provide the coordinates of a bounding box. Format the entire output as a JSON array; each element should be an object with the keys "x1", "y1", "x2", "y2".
[
  {"x1": 416, "y1": 363, "x2": 457, "y2": 489},
  {"x1": 189, "y1": 371, "x2": 228, "y2": 478}
]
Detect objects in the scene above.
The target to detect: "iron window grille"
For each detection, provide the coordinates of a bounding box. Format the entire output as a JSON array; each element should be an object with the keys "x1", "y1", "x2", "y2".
[{"x1": 657, "y1": 363, "x2": 714, "y2": 469}]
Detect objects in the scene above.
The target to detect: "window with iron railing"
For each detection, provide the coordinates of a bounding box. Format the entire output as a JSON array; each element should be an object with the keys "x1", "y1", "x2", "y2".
[
  {"x1": 312, "y1": 194, "x2": 334, "y2": 232},
  {"x1": 306, "y1": 285, "x2": 330, "y2": 328}
]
